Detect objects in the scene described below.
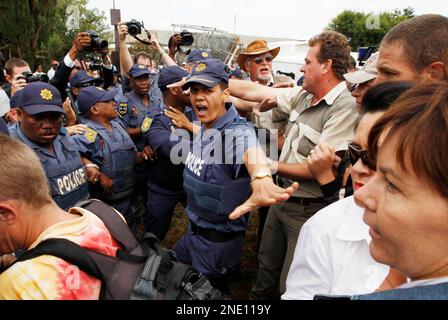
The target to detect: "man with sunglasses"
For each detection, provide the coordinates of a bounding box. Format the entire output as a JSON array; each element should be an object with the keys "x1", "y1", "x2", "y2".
[
  {"x1": 237, "y1": 40, "x2": 294, "y2": 252},
  {"x1": 230, "y1": 31, "x2": 358, "y2": 300}
]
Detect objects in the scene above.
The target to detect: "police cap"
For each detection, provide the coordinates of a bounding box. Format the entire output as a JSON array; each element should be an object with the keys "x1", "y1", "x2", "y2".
[
  {"x1": 20, "y1": 82, "x2": 65, "y2": 115},
  {"x1": 182, "y1": 59, "x2": 230, "y2": 90},
  {"x1": 77, "y1": 86, "x2": 117, "y2": 115}
]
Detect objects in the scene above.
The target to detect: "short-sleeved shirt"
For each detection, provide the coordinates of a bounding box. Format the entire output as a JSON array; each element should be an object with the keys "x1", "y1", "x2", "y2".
[
  {"x1": 142, "y1": 102, "x2": 195, "y2": 191},
  {"x1": 73, "y1": 118, "x2": 137, "y2": 166},
  {"x1": 185, "y1": 103, "x2": 258, "y2": 232},
  {"x1": 116, "y1": 90, "x2": 162, "y2": 150},
  {"x1": 9, "y1": 125, "x2": 89, "y2": 209},
  {"x1": 0, "y1": 208, "x2": 122, "y2": 300},
  {"x1": 249, "y1": 74, "x2": 293, "y2": 131},
  {"x1": 273, "y1": 82, "x2": 357, "y2": 198}
]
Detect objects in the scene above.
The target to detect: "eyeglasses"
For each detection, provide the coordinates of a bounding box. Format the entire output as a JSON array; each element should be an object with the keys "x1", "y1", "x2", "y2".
[
  {"x1": 347, "y1": 142, "x2": 376, "y2": 170},
  {"x1": 253, "y1": 54, "x2": 274, "y2": 64}
]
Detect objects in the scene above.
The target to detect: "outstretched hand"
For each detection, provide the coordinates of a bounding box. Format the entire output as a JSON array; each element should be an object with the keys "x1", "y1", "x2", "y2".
[
  {"x1": 228, "y1": 179, "x2": 299, "y2": 220},
  {"x1": 252, "y1": 98, "x2": 278, "y2": 116}
]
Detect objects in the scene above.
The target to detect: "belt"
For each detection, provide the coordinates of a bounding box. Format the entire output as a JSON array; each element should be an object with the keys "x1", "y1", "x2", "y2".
[
  {"x1": 190, "y1": 222, "x2": 245, "y2": 243},
  {"x1": 286, "y1": 197, "x2": 326, "y2": 206}
]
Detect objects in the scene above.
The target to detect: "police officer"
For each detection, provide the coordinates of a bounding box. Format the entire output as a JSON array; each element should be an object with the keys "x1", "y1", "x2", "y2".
[
  {"x1": 9, "y1": 82, "x2": 89, "y2": 210},
  {"x1": 0, "y1": 117, "x2": 8, "y2": 135},
  {"x1": 68, "y1": 70, "x2": 104, "y2": 118},
  {"x1": 141, "y1": 65, "x2": 194, "y2": 241},
  {"x1": 116, "y1": 64, "x2": 162, "y2": 146},
  {"x1": 171, "y1": 59, "x2": 298, "y2": 292},
  {"x1": 72, "y1": 86, "x2": 149, "y2": 231},
  {"x1": 184, "y1": 49, "x2": 213, "y2": 72},
  {"x1": 116, "y1": 63, "x2": 162, "y2": 225}
]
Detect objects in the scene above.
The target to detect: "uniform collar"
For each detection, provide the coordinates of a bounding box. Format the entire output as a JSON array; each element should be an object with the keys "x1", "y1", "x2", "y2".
[
  {"x1": 129, "y1": 90, "x2": 154, "y2": 103},
  {"x1": 208, "y1": 102, "x2": 237, "y2": 130},
  {"x1": 309, "y1": 81, "x2": 347, "y2": 107},
  {"x1": 335, "y1": 196, "x2": 371, "y2": 243}
]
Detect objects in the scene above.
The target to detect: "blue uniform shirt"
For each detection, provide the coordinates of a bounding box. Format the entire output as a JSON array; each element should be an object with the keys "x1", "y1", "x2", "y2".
[
  {"x1": 72, "y1": 118, "x2": 137, "y2": 200},
  {"x1": 0, "y1": 117, "x2": 9, "y2": 135},
  {"x1": 183, "y1": 103, "x2": 258, "y2": 232},
  {"x1": 142, "y1": 101, "x2": 196, "y2": 191},
  {"x1": 9, "y1": 124, "x2": 89, "y2": 210},
  {"x1": 116, "y1": 90, "x2": 162, "y2": 151}
]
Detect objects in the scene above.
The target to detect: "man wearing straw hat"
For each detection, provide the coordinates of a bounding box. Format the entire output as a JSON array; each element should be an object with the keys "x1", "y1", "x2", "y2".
[{"x1": 237, "y1": 40, "x2": 293, "y2": 250}]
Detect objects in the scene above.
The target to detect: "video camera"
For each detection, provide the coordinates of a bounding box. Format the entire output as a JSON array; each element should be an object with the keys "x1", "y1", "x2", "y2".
[
  {"x1": 85, "y1": 30, "x2": 108, "y2": 52},
  {"x1": 18, "y1": 71, "x2": 49, "y2": 83},
  {"x1": 125, "y1": 19, "x2": 145, "y2": 38}
]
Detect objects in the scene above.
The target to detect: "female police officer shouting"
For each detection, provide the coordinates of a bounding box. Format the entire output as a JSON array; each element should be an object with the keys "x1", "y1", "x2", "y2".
[{"x1": 170, "y1": 59, "x2": 298, "y2": 292}]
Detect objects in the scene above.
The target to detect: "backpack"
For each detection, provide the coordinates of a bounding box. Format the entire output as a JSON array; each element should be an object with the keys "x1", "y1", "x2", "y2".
[{"x1": 13, "y1": 199, "x2": 227, "y2": 300}]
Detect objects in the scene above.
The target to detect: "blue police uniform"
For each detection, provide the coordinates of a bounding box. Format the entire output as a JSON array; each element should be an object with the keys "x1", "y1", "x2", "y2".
[
  {"x1": 9, "y1": 82, "x2": 89, "y2": 210},
  {"x1": 116, "y1": 64, "x2": 163, "y2": 226},
  {"x1": 72, "y1": 86, "x2": 138, "y2": 229},
  {"x1": 142, "y1": 101, "x2": 195, "y2": 240},
  {"x1": 10, "y1": 125, "x2": 89, "y2": 210},
  {"x1": 0, "y1": 117, "x2": 9, "y2": 135},
  {"x1": 186, "y1": 49, "x2": 213, "y2": 64},
  {"x1": 116, "y1": 65, "x2": 162, "y2": 151},
  {"x1": 173, "y1": 103, "x2": 256, "y2": 279},
  {"x1": 169, "y1": 58, "x2": 258, "y2": 289},
  {"x1": 140, "y1": 65, "x2": 192, "y2": 240},
  {"x1": 74, "y1": 119, "x2": 137, "y2": 226}
]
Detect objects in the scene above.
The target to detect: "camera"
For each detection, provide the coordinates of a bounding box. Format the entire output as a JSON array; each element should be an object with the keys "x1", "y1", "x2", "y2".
[
  {"x1": 125, "y1": 19, "x2": 144, "y2": 37},
  {"x1": 179, "y1": 30, "x2": 194, "y2": 47},
  {"x1": 85, "y1": 30, "x2": 108, "y2": 52},
  {"x1": 19, "y1": 71, "x2": 49, "y2": 83}
]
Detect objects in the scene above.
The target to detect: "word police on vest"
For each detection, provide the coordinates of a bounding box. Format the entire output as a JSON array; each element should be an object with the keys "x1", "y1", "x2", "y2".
[
  {"x1": 56, "y1": 168, "x2": 87, "y2": 195},
  {"x1": 185, "y1": 152, "x2": 205, "y2": 177}
]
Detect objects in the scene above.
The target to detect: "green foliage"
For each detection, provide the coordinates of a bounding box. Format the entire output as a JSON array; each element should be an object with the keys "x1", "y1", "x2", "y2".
[
  {"x1": 327, "y1": 7, "x2": 415, "y2": 51},
  {"x1": 0, "y1": 0, "x2": 112, "y2": 70}
]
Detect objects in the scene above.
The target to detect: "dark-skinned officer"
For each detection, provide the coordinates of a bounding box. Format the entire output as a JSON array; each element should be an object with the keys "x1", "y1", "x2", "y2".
[
  {"x1": 9, "y1": 82, "x2": 90, "y2": 210},
  {"x1": 116, "y1": 63, "x2": 161, "y2": 225},
  {"x1": 73, "y1": 86, "x2": 151, "y2": 231},
  {"x1": 141, "y1": 65, "x2": 195, "y2": 241}
]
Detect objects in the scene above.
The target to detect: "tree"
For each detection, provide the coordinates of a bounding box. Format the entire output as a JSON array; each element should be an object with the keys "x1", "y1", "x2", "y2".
[
  {"x1": 0, "y1": 0, "x2": 58, "y2": 66},
  {"x1": 0, "y1": 0, "x2": 112, "y2": 69},
  {"x1": 327, "y1": 7, "x2": 415, "y2": 51}
]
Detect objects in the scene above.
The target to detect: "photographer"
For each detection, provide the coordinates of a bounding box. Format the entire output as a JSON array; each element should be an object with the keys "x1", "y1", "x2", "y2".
[
  {"x1": 51, "y1": 32, "x2": 114, "y2": 102},
  {"x1": 3, "y1": 58, "x2": 32, "y2": 97}
]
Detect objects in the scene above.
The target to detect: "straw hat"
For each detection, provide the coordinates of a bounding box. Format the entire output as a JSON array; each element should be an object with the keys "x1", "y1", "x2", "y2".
[{"x1": 237, "y1": 40, "x2": 280, "y2": 72}]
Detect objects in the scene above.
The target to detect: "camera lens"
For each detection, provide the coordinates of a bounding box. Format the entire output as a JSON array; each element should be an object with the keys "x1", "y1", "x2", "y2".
[{"x1": 128, "y1": 25, "x2": 139, "y2": 36}]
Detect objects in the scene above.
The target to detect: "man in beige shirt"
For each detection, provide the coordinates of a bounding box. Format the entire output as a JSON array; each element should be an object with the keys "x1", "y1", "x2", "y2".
[{"x1": 230, "y1": 31, "x2": 358, "y2": 299}]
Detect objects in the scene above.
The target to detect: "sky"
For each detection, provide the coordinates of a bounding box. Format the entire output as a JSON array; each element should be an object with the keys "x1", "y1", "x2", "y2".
[{"x1": 87, "y1": 0, "x2": 448, "y2": 40}]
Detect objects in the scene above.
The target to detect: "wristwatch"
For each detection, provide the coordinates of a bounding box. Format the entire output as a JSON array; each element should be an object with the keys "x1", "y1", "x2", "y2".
[{"x1": 251, "y1": 172, "x2": 273, "y2": 184}]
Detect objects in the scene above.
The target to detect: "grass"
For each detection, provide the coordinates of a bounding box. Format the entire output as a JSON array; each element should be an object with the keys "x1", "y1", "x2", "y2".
[{"x1": 162, "y1": 203, "x2": 260, "y2": 300}]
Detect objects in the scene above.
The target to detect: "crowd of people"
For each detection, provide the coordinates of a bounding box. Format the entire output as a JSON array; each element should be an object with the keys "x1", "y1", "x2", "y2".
[{"x1": 0, "y1": 13, "x2": 447, "y2": 300}]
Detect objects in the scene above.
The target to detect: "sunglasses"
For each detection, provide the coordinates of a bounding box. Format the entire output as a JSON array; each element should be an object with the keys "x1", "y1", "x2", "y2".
[
  {"x1": 347, "y1": 142, "x2": 376, "y2": 170},
  {"x1": 253, "y1": 55, "x2": 274, "y2": 64}
]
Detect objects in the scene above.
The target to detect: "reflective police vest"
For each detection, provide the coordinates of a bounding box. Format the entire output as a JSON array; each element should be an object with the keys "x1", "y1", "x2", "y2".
[
  {"x1": 10, "y1": 126, "x2": 89, "y2": 210},
  {"x1": 182, "y1": 118, "x2": 252, "y2": 224},
  {"x1": 86, "y1": 120, "x2": 136, "y2": 200}
]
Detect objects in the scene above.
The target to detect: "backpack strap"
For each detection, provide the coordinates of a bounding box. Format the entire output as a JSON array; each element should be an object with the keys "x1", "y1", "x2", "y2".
[
  {"x1": 13, "y1": 238, "x2": 103, "y2": 281},
  {"x1": 77, "y1": 199, "x2": 139, "y2": 251}
]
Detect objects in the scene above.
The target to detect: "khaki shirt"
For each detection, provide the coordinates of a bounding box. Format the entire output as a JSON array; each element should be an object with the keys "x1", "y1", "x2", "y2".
[
  {"x1": 251, "y1": 74, "x2": 294, "y2": 131},
  {"x1": 273, "y1": 81, "x2": 358, "y2": 198}
]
